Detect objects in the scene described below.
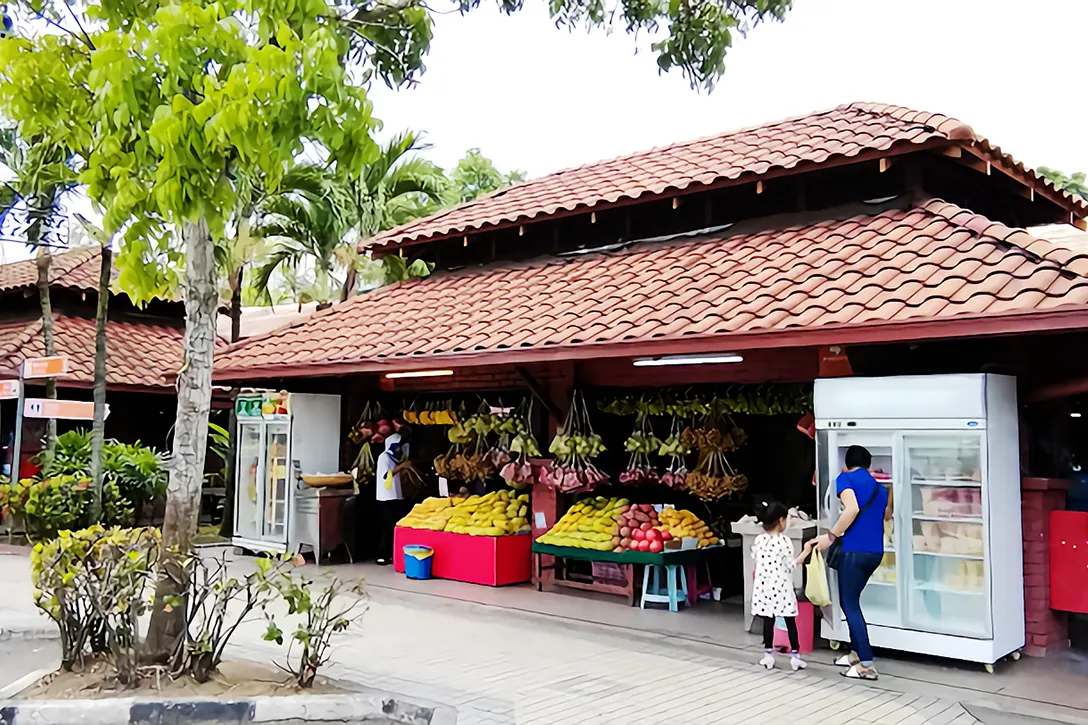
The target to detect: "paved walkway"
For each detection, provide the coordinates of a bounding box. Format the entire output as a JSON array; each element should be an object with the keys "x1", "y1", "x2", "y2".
[{"x1": 3, "y1": 547, "x2": 1086, "y2": 724}]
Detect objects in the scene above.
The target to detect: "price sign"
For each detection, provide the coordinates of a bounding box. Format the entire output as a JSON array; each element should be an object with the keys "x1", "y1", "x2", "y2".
[
  {"x1": 23, "y1": 398, "x2": 109, "y2": 421},
  {"x1": 0, "y1": 380, "x2": 19, "y2": 400}
]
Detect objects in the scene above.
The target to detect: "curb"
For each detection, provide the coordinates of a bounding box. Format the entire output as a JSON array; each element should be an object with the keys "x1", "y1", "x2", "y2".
[
  {"x1": 0, "y1": 625, "x2": 60, "y2": 643},
  {"x1": 0, "y1": 693, "x2": 458, "y2": 724}
]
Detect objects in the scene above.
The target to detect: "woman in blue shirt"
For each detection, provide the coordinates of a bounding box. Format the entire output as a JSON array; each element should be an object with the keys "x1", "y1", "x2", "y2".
[{"x1": 814, "y1": 445, "x2": 890, "y2": 680}]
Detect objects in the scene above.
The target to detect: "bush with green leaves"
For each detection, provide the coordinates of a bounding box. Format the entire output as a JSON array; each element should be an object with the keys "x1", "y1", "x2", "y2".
[
  {"x1": 31, "y1": 526, "x2": 160, "y2": 679},
  {"x1": 262, "y1": 566, "x2": 367, "y2": 688},
  {"x1": 34, "y1": 430, "x2": 167, "y2": 521},
  {"x1": 5, "y1": 475, "x2": 93, "y2": 541}
]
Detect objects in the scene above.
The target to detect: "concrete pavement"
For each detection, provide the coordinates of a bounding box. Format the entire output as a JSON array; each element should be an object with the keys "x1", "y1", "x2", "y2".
[{"x1": 2, "y1": 547, "x2": 1087, "y2": 724}]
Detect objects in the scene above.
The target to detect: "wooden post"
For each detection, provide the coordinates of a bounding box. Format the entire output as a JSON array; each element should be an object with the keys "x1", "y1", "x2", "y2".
[{"x1": 531, "y1": 362, "x2": 574, "y2": 588}]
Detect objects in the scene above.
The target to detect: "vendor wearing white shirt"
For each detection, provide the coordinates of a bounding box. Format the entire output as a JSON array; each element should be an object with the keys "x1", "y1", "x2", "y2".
[{"x1": 375, "y1": 431, "x2": 409, "y2": 565}]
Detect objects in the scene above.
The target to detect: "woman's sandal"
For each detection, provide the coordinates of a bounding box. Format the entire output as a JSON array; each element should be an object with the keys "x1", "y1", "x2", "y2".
[{"x1": 841, "y1": 664, "x2": 879, "y2": 680}]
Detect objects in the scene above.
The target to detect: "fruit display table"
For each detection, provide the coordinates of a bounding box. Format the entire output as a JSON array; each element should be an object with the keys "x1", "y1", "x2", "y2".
[
  {"x1": 531, "y1": 542, "x2": 724, "y2": 605},
  {"x1": 394, "y1": 527, "x2": 532, "y2": 586}
]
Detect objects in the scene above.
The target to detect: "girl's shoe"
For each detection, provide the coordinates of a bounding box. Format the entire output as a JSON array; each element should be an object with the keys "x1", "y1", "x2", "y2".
[
  {"x1": 790, "y1": 655, "x2": 807, "y2": 672},
  {"x1": 759, "y1": 652, "x2": 775, "y2": 670},
  {"x1": 834, "y1": 652, "x2": 860, "y2": 667},
  {"x1": 841, "y1": 664, "x2": 878, "y2": 680}
]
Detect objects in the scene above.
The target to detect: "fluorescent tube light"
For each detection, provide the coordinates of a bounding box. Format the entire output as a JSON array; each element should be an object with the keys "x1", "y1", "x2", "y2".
[
  {"x1": 384, "y1": 370, "x2": 454, "y2": 379},
  {"x1": 1071, "y1": 412, "x2": 1082, "y2": 419},
  {"x1": 633, "y1": 354, "x2": 744, "y2": 367}
]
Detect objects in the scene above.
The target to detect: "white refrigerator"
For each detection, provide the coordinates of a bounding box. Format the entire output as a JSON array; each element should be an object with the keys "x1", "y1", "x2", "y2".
[
  {"x1": 814, "y1": 374, "x2": 1024, "y2": 667},
  {"x1": 233, "y1": 392, "x2": 341, "y2": 556}
]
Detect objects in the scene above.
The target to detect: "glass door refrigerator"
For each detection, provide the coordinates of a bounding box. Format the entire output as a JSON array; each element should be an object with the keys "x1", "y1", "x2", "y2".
[
  {"x1": 814, "y1": 374, "x2": 1024, "y2": 667},
  {"x1": 233, "y1": 392, "x2": 341, "y2": 556}
]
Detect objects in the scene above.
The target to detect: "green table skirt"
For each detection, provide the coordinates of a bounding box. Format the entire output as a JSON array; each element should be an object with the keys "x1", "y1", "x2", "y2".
[{"x1": 532, "y1": 542, "x2": 723, "y2": 566}]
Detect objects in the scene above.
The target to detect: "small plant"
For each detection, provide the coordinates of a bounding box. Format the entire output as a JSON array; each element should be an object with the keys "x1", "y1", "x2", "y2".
[
  {"x1": 169, "y1": 554, "x2": 288, "y2": 683},
  {"x1": 31, "y1": 526, "x2": 160, "y2": 679},
  {"x1": 262, "y1": 566, "x2": 367, "y2": 688},
  {"x1": 18, "y1": 475, "x2": 94, "y2": 540}
]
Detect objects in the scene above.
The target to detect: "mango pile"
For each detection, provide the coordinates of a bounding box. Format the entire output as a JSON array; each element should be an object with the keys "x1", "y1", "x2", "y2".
[
  {"x1": 535, "y1": 496, "x2": 630, "y2": 551},
  {"x1": 658, "y1": 507, "x2": 720, "y2": 548},
  {"x1": 398, "y1": 490, "x2": 531, "y2": 536}
]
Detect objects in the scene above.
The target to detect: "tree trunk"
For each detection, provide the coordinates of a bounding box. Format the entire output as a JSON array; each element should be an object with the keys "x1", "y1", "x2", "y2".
[
  {"x1": 34, "y1": 248, "x2": 57, "y2": 457},
  {"x1": 218, "y1": 266, "x2": 243, "y2": 539},
  {"x1": 145, "y1": 217, "x2": 217, "y2": 658},
  {"x1": 340, "y1": 265, "x2": 357, "y2": 302},
  {"x1": 88, "y1": 246, "x2": 112, "y2": 522}
]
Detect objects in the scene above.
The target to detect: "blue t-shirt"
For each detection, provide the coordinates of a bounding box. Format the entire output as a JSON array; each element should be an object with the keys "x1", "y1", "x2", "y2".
[{"x1": 835, "y1": 468, "x2": 887, "y2": 553}]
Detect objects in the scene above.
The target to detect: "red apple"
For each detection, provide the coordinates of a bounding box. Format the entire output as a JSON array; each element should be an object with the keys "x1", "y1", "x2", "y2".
[
  {"x1": 637, "y1": 539, "x2": 651, "y2": 552},
  {"x1": 649, "y1": 540, "x2": 663, "y2": 553},
  {"x1": 660, "y1": 530, "x2": 673, "y2": 541},
  {"x1": 632, "y1": 528, "x2": 645, "y2": 541},
  {"x1": 619, "y1": 527, "x2": 631, "y2": 538},
  {"x1": 640, "y1": 522, "x2": 653, "y2": 531},
  {"x1": 646, "y1": 528, "x2": 661, "y2": 542}
]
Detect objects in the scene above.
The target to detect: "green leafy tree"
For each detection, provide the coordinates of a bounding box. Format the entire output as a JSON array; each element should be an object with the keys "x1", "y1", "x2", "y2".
[
  {"x1": 444, "y1": 147, "x2": 525, "y2": 205},
  {"x1": 1038, "y1": 166, "x2": 1088, "y2": 200},
  {"x1": 252, "y1": 163, "x2": 356, "y2": 305}
]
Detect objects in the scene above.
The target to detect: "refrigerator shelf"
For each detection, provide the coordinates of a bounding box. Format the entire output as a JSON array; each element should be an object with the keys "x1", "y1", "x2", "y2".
[
  {"x1": 913, "y1": 551, "x2": 984, "y2": 561},
  {"x1": 915, "y1": 583, "x2": 986, "y2": 596},
  {"x1": 910, "y1": 479, "x2": 982, "y2": 487},
  {"x1": 912, "y1": 514, "x2": 983, "y2": 524}
]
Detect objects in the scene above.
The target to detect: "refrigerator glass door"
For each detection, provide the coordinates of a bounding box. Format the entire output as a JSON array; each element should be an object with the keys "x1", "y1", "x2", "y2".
[
  {"x1": 818, "y1": 430, "x2": 901, "y2": 630},
  {"x1": 235, "y1": 422, "x2": 264, "y2": 541},
  {"x1": 902, "y1": 432, "x2": 990, "y2": 639},
  {"x1": 263, "y1": 423, "x2": 290, "y2": 542}
]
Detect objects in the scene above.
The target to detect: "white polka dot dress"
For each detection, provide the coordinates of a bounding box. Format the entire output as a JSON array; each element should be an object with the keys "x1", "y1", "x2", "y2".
[{"x1": 751, "y1": 532, "x2": 798, "y2": 618}]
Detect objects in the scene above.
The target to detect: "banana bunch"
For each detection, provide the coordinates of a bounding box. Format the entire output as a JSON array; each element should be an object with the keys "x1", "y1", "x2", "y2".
[
  {"x1": 548, "y1": 433, "x2": 606, "y2": 462},
  {"x1": 623, "y1": 432, "x2": 662, "y2": 456}
]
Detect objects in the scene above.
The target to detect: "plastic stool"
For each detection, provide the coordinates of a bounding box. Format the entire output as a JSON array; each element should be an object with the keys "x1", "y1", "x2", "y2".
[
  {"x1": 686, "y1": 563, "x2": 712, "y2": 606},
  {"x1": 772, "y1": 601, "x2": 815, "y2": 654},
  {"x1": 640, "y1": 564, "x2": 688, "y2": 612}
]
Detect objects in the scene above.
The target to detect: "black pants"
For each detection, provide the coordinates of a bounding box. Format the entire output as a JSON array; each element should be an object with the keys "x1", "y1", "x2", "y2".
[
  {"x1": 761, "y1": 615, "x2": 799, "y2": 652},
  {"x1": 377, "y1": 499, "x2": 409, "y2": 560}
]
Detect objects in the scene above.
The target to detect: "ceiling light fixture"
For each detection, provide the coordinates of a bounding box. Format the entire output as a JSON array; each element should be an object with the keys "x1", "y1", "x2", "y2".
[
  {"x1": 633, "y1": 353, "x2": 744, "y2": 367},
  {"x1": 384, "y1": 370, "x2": 454, "y2": 380},
  {"x1": 1071, "y1": 412, "x2": 1082, "y2": 419}
]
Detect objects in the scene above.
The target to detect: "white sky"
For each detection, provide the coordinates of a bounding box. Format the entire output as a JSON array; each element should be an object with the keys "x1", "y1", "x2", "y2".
[
  {"x1": 369, "y1": 0, "x2": 1088, "y2": 178},
  {"x1": 2, "y1": 0, "x2": 1086, "y2": 265}
]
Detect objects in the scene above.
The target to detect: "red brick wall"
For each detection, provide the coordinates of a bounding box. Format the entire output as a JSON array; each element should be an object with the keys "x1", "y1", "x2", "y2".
[{"x1": 1022, "y1": 477, "x2": 1070, "y2": 657}]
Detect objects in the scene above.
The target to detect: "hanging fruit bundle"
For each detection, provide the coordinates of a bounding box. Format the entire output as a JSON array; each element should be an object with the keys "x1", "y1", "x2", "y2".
[
  {"x1": 498, "y1": 400, "x2": 541, "y2": 490},
  {"x1": 686, "y1": 421, "x2": 749, "y2": 500},
  {"x1": 658, "y1": 418, "x2": 692, "y2": 490},
  {"x1": 619, "y1": 411, "x2": 661, "y2": 486},
  {"x1": 348, "y1": 401, "x2": 390, "y2": 444},
  {"x1": 542, "y1": 390, "x2": 608, "y2": 493},
  {"x1": 403, "y1": 400, "x2": 458, "y2": 426},
  {"x1": 433, "y1": 401, "x2": 514, "y2": 485}
]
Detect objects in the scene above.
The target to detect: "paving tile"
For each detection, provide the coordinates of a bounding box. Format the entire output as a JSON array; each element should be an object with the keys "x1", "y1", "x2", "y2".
[{"x1": 216, "y1": 200, "x2": 1088, "y2": 378}]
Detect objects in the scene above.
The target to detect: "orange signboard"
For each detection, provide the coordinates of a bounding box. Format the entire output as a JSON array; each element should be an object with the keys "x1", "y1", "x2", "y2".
[
  {"x1": 23, "y1": 398, "x2": 109, "y2": 421},
  {"x1": 23, "y1": 356, "x2": 69, "y2": 379},
  {"x1": 0, "y1": 380, "x2": 19, "y2": 400}
]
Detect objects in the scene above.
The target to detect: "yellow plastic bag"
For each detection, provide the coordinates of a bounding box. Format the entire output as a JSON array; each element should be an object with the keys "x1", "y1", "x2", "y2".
[{"x1": 805, "y1": 550, "x2": 832, "y2": 607}]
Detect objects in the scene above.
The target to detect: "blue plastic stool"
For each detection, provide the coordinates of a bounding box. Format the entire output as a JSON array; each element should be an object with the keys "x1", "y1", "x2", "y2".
[{"x1": 640, "y1": 563, "x2": 689, "y2": 612}]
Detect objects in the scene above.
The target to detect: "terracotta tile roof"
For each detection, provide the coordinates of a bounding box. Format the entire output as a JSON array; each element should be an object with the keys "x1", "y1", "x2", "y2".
[
  {"x1": 374, "y1": 103, "x2": 1086, "y2": 248},
  {"x1": 0, "y1": 313, "x2": 184, "y2": 389},
  {"x1": 0, "y1": 247, "x2": 115, "y2": 295},
  {"x1": 214, "y1": 199, "x2": 1088, "y2": 380}
]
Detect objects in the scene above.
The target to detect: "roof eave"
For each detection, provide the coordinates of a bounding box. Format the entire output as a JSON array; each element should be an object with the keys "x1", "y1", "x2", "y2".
[{"x1": 212, "y1": 306, "x2": 1088, "y2": 383}]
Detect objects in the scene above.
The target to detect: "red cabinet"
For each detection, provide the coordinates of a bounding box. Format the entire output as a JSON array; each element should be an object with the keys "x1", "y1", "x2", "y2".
[{"x1": 1050, "y1": 511, "x2": 1088, "y2": 613}]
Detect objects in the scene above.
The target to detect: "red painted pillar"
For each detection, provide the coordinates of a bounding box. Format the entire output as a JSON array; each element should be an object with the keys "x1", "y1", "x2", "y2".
[
  {"x1": 530, "y1": 363, "x2": 573, "y2": 588},
  {"x1": 1021, "y1": 477, "x2": 1070, "y2": 656}
]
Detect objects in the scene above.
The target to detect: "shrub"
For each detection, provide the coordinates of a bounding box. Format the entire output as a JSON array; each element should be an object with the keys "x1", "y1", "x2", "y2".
[
  {"x1": 168, "y1": 554, "x2": 290, "y2": 683},
  {"x1": 32, "y1": 526, "x2": 160, "y2": 680},
  {"x1": 11, "y1": 475, "x2": 94, "y2": 540},
  {"x1": 262, "y1": 566, "x2": 367, "y2": 688}
]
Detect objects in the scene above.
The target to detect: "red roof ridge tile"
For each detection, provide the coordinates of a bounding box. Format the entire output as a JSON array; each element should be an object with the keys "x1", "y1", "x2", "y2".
[{"x1": 372, "y1": 103, "x2": 1084, "y2": 250}]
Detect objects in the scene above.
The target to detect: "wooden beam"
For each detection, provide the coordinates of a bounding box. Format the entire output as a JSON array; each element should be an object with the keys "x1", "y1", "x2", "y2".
[
  {"x1": 516, "y1": 366, "x2": 566, "y2": 425},
  {"x1": 1074, "y1": 216, "x2": 1087, "y2": 232},
  {"x1": 1026, "y1": 375, "x2": 1088, "y2": 405},
  {"x1": 938, "y1": 146, "x2": 963, "y2": 159}
]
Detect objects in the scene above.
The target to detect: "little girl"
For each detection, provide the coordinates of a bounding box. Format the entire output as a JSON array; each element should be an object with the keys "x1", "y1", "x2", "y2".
[{"x1": 751, "y1": 500, "x2": 813, "y2": 671}]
